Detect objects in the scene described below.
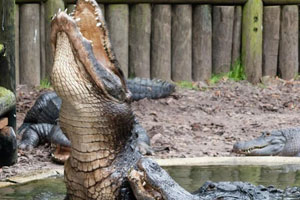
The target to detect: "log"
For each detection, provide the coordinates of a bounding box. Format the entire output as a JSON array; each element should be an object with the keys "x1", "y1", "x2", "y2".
[
  {"x1": 192, "y1": 5, "x2": 212, "y2": 81},
  {"x1": 129, "y1": 4, "x2": 151, "y2": 78},
  {"x1": 171, "y1": 5, "x2": 192, "y2": 81},
  {"x1": 263, "y1": 0, "x2": 300, "y2": 4},
  {"x1": 19, "y1": 4, "x2": 41, "y2": 86},
  {"x1": 151, "y1": 4, "x2": 172, "y2": 81},
  {"x1": 231, "y1": 6, "x2": 242, "y2": 66},
  {"x1": 64, "y1": 0, "x2": 247, "y2": 4},
  {"x1": 15, "y1": 5, "x2": 20, "y2": 85},
  {"x1": 106, "y1": 5, "x2": 129, "y2": 77},
  {"x1": 0, "y1": 126, "x2": 17, "y2": 167},
  {"x1": 212, "y1": 6, "x2": 234, "y2": 74},
  {"x1": 262, "y1": 6, "x2": 280, "y2": 77},
  {"x1": 0, "y1": 87, "x2": 16, "y2": 116},
  {"x1": 241, "y1": 0, "x2": 263, "y2": 83},
  {"x1": 45, "y1": 0, "x2": 65, "y2": 78},
  {"x1": 40, "y1": 2, "x2": 46, "y2": 79},
  {"x1": 279, "y1": 6, "x2": 298, "y2": 80},
  {"x1": 0, "y1": 0, "x2": 16, "y2": 129}
]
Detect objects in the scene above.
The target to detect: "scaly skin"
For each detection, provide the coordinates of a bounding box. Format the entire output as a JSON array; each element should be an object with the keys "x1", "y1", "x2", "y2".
[{"x1": 233, "y1": 127, "x2": 300, "y2": 156}]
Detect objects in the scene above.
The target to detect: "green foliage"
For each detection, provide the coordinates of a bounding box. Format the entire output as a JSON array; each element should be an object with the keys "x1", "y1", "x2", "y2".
[
  {"x1": 209, "y1": 59, "x2": 246, "y2": 84},
  {"x1": 40, "y1": 78, "x2": 51, "y2": 89},
  {"x1": 176, "y1": 81, "x2": 199, "y2": 90}
]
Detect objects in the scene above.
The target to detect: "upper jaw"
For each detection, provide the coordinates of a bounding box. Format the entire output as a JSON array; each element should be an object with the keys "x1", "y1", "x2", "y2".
[{"x1": 50, "y1": 0, "x2": 130, "y2": 102}]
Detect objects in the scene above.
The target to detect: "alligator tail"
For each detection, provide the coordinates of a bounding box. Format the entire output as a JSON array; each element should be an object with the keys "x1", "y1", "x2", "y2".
[{"x1": 126, "y1": 78, "x2": 175, "y2": 101}]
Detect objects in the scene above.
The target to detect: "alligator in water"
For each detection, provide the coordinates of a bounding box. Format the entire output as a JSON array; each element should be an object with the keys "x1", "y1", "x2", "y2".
[
  {"x1": 233, "y1": 127, "x2": 300, "y2": 156},
  {"x1": 47, "y1": 0, "x2": 300, "y2": 199}
]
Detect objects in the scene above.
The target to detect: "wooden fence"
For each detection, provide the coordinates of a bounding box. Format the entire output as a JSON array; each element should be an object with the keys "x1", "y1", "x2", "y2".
[{"x1": 13, "y1": 0, "x2": 300, "y2": 85}]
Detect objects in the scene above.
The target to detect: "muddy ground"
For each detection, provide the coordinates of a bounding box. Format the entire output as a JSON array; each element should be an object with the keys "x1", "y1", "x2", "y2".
[{"x1": 1, "y1": 77, "x2": 300, "y2": 180}]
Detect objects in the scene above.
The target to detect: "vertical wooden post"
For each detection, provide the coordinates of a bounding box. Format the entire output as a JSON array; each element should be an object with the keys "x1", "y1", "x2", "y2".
[
  {"x1": 231, "y1": 6, "x2": 242, "y2": 66},
  {"x1": 106, "y1": 5, "x2": 129, "y2": 77},
  {"x1": 192, "y1": 5, "x2": 212, "y2": 81},
  {"x1": 0, "y1": 0, "x2": 16, "y2": 128},
  {"x1": 263, "y1": 6, "x2": 280, "y2": 77},
  {"x1": 279, "y1": 6, "x2": 298, "y2": 80},
  {"x1": 40, "y1": 2, "x2": 46, "y2": 80},
  {"x1": 45, "y1": 0, "x2": 65, "y2": 78},
  {"x1": 172, "y1": 5, "x2": 192, "y2": 81},
  {"x1": 212, "y1": 6, "x2": 234, "y2": 75},
  {"x1": 15, "y1": 4, "x2": 19, "y2": 85},
  {"x1": 151, "y1": 4, "x2": 172, "y2": 81},
  {"x1": 19, "y1": 4, "x2": 40, "y2": 86},
  {"x1": 129, "y1": 4, "x2": 151, "y2": 78},
  {"x1": 242, "y1": 0, "x2": 263, "y2": 84}
]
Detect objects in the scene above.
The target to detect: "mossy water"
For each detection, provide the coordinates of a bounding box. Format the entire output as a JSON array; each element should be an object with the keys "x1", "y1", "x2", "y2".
[{"x1": 1, "y1": 165, "x2": 300, "y2": 199}]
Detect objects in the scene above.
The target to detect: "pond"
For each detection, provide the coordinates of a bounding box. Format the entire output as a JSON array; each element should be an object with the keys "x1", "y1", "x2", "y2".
[{"x1": 1, "y1": 164, "x2": 300, "y2": 199}]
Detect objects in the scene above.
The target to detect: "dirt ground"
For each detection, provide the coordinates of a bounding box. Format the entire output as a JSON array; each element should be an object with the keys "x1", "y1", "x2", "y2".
[{"x1": 1, "y1": 77, "x2": 300, "y2": 180}]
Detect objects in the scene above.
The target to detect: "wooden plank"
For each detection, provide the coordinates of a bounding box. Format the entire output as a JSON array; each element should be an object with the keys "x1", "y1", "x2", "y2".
[
  {"x1": 19, "y1": 4, "x2": 40, "y2": 86},
  {"x1": 212, "y1": 6, "x2": 234, "y2": 74},
  {"x1": 65, "y1": 0, "x2": 247, "y2": 4},
  {"x1": 279, "y1": 6, "x2": 298, "y2": 80},
  {"x1": 241, "y1": 0, "x2": 263, "y2": 83},
  {"x1": 15, "y1": 4, "x2": 19, "y2": 85},
  {"x1": 151, "y1": 4, "x2": 172, "y2": 81},
  {"x1": 171, "y1": 5, "x2": 192, "y2": 81},
  {"x1": 0, "y1": 0, "x2": 16, "y2": 129},
  {"x1": 129, "y1": 4, "x2": 151, "y2": 78},
  {"x1": 262, "y1": 6, "x2": 280, "y2": 77},
  {"x1": 0, "y1": 118, "x2": 8, "y2": 129},
  {"x1": 44, "y1": 0, "x2": 65, "y2": 78},
  {"x1": 231, "y1": 6, "x2": 242, "y2": 66},
  {"x1": 192, "y1": 5, "x2": 212, "y2": 81},
  {"x1": 263, "y1": 0, "x2": 300, "y2": 4},
  {"x1": 106, "y1": 5, "x2": 129, "y2": 77},
  {"x1": 40, "y1": 2, "x2": 46, "y2": 80}
]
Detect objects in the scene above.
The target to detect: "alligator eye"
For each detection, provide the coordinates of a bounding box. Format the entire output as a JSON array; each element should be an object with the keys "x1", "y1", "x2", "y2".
[{"x1": 265, "y1": 132, "x2": 271, "y2": 136}]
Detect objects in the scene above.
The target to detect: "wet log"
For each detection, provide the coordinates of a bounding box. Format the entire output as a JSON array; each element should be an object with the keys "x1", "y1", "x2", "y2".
[
  {"x1": 231, "y1": 6, "x2": 242, "y2": 66},
  {"x1": 171, "y1": 5, "x2": 192, "y2": 81},
  {"x1": 263, "y1": 6, "x2": 280, "y2": 77},
  {"x1": 65, "y1": 0, "x2": 247, "y2": 4},
  {"x1": 151, "y1": 4, "x2": 171, "y2": 81},
  {"x1": 19, "y1": 4, "x2": 40, "y2": 86},
  {"x1": 45, "y1": 0, "x2": 65, "y2": 78},
  {"x1": 129, "y1": 4, "x2": 151, "y2": 78},
  {"x1": 0, "y1": 87, "x2": 16, "y2": 117},
  {"x1": 279, "y1": 6, "x2": 298, "y2": 80},
  {"x1": 192, "y1": 5, "x2": 212, "y2": 81},
  {"x1": 106, "y1": 5, "x2": 129, "y2": 77},
  {"x1": 0, "y1": 126, "x2": 17, "y2": 167},
  {"x1": 242, "y1": 0, "x2": 263, "y2": 84},
  {"x1": 15, "y1": 5, "x2": 19, "y2": 85},
  {"x1": 212, "y1": 6, "x2": 234, "y2": 74}
]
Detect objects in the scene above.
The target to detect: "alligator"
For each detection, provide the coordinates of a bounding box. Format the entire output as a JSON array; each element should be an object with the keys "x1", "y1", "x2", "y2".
[
  {"x1": 233, "y1": 127, "x2": 300, "y2": 156},
  {"x1": 48, "y1": 0, "x2": 299, "y2": 199}
]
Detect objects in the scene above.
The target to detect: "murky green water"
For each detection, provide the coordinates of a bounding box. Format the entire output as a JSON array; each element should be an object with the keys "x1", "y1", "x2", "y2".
[{"x1": 1, "y1": 165, "x2": 300, "y2": 199}]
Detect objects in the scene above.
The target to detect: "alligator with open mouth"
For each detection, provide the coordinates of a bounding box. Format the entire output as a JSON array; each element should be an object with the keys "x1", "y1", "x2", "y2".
[
  {"x1": 233, "y1": 127, "x2": 300, "y2": 156},
  {"x1": 46, "y1": 0, "x2": 300, "y2": 199}
]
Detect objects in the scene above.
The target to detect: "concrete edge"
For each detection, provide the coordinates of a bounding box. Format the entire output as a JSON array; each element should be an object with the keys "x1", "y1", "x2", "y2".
[{"x1": 1, "y1": 156, "x2": 300, "y2": 188}]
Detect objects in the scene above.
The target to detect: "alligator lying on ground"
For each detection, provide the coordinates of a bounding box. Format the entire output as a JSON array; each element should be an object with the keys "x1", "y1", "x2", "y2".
[
  {"x1": 233, "y1": 127, "x2": 300, "y2": 156},
  {"x1": 18, "y1": 78, "x2": 174, "y2": 159},
  {"x1": 48, "y1": 0, "x2": 300, "y2": 199}
]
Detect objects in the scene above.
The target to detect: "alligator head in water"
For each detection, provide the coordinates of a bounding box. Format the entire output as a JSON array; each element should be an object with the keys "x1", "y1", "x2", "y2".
[{"x1": 233, "y1": 128, "x2": 300, "y2": 156}]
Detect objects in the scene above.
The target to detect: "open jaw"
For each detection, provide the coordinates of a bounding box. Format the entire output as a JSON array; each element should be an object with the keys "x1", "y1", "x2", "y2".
[{"x1": 50, "y1": 0, "x2": 129, "y2": 102}]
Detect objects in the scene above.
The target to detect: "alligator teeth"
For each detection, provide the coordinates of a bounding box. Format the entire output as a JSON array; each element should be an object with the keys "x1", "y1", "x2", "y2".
[
  {"x1": 75, "y1": 18, "x2": 81, "y2": 22},
  {"x1": 58, "y1": 8, "x2": 61, "y2": 13},
  {"x1": 52, "y1": 13, "x2": 57, "y2": 20},
  {"x1": 96, "y1": 22, "x2": 102, "y2": 27},
  {"x1": 64, "y1": 8, "x2": 68, "y2": 13}
]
